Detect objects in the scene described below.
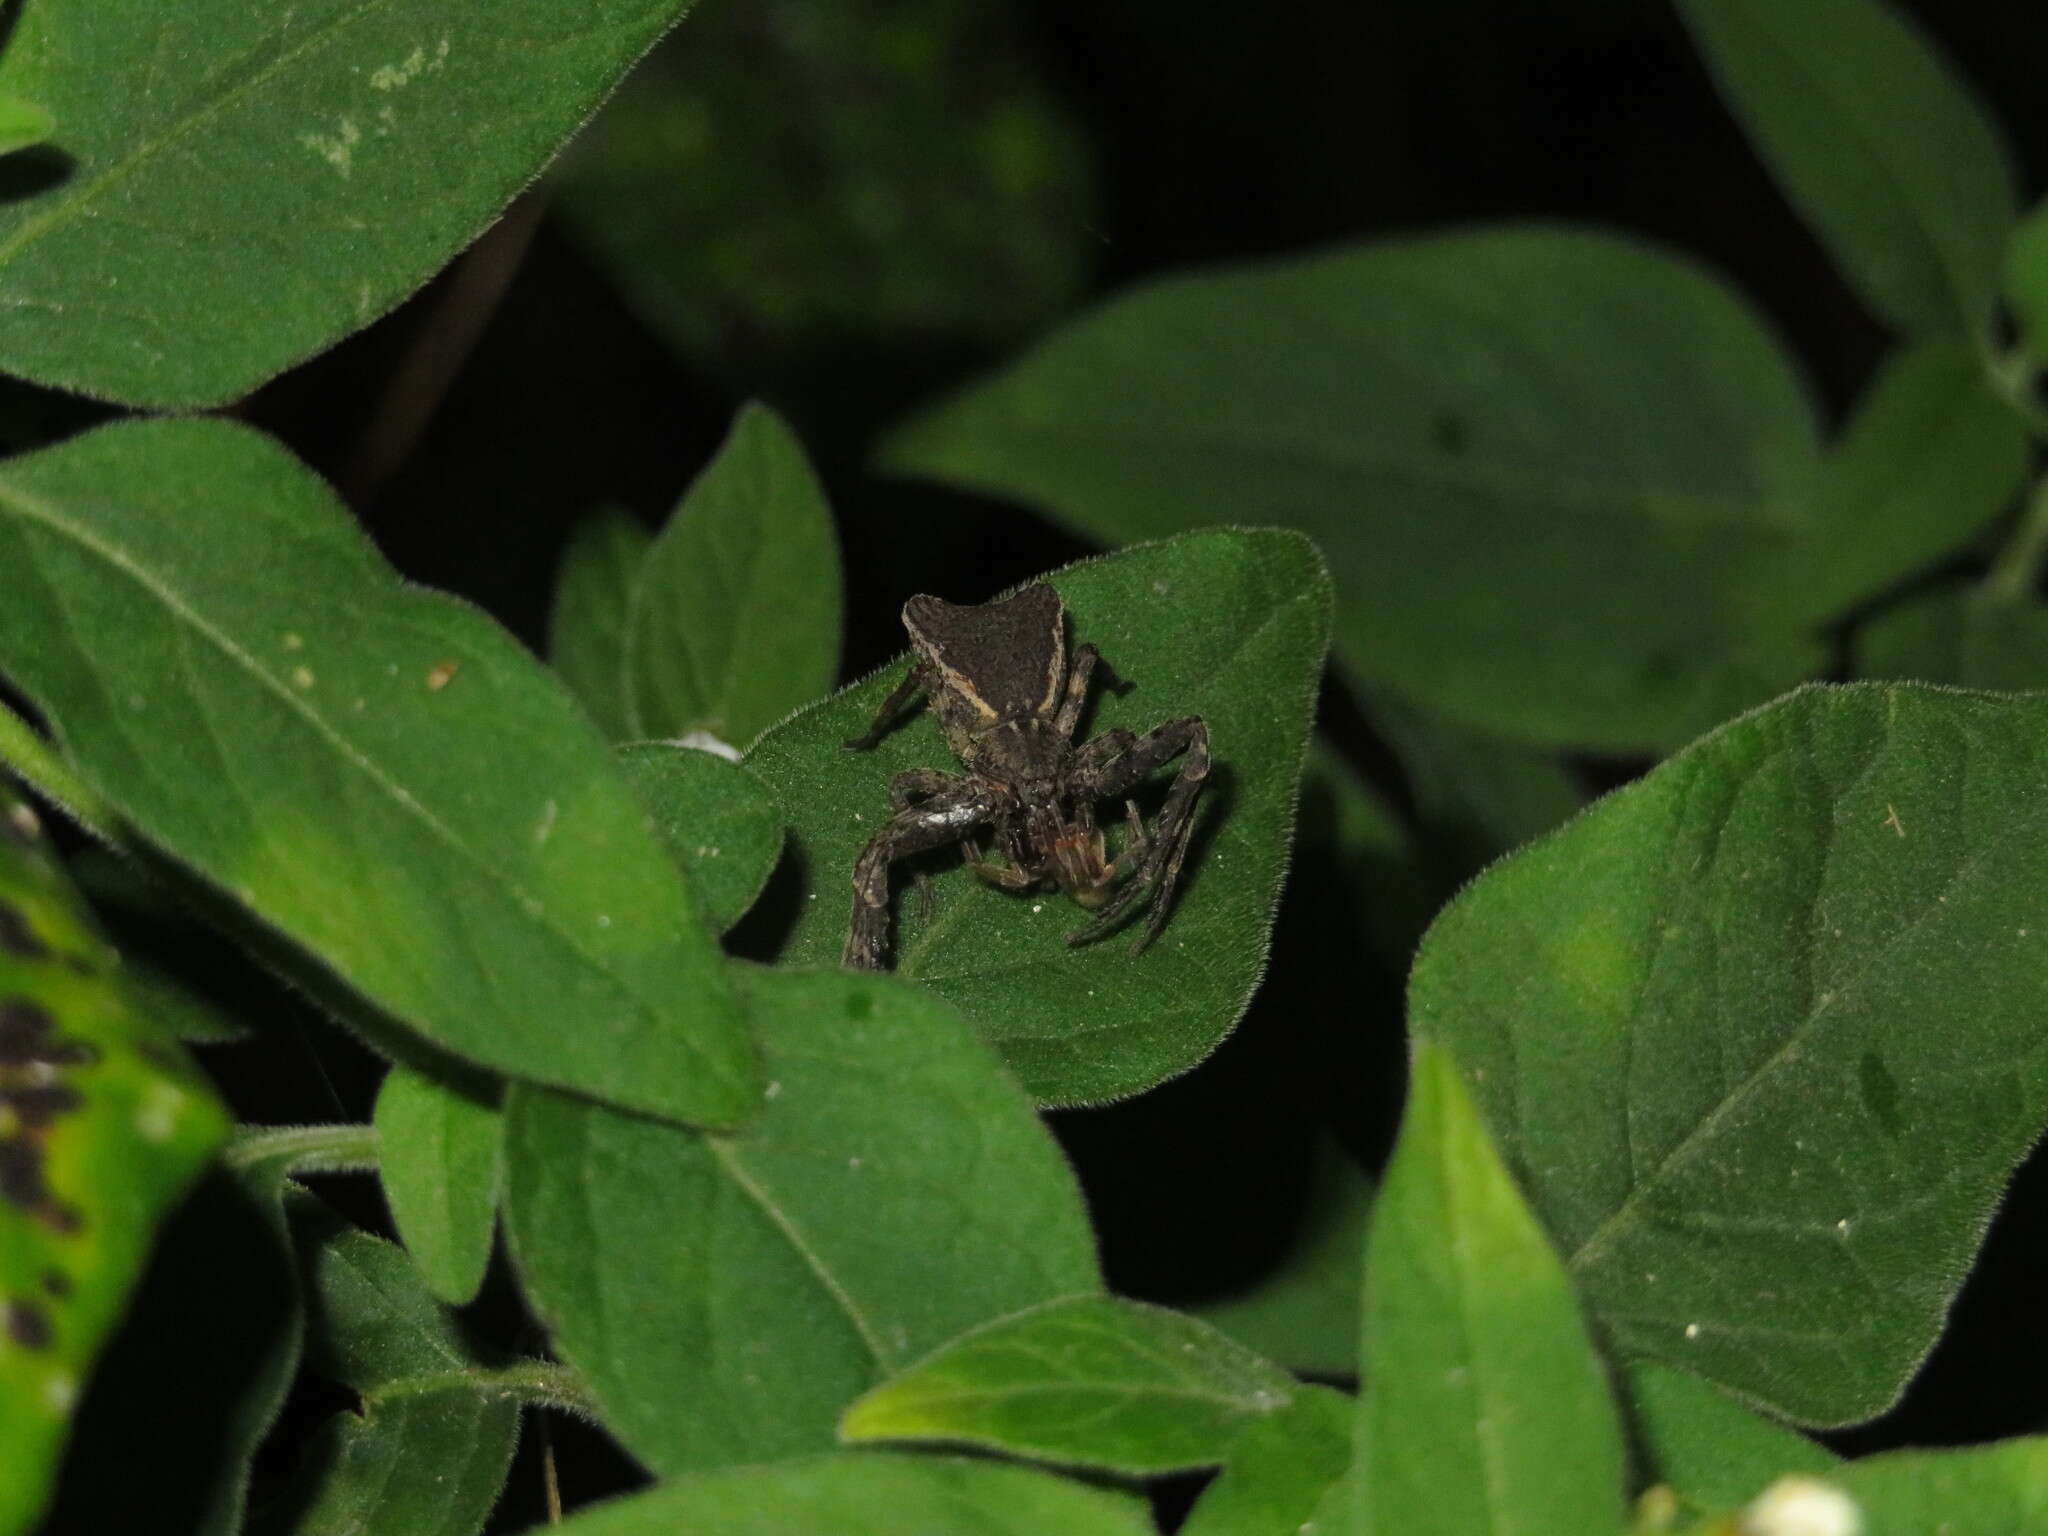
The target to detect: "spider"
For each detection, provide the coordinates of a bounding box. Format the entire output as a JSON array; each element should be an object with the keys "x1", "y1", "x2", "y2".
[{"x1": 840, "y1": 581, "x2": 1210, "y2": 971}]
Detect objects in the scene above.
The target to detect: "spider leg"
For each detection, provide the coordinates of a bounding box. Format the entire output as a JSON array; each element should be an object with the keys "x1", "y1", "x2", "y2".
[
  {"x1": 843, "y1": 663, "x2": 929, "y2": 751},
  {"x1": 889, "y1": 768, "x2": 966, "y2": 921},
  {"x1": 1055, "y1": 645, "x2": 1131, "y2": 740},
  {"x1": 1065, "y1": 716, "x2": 1209, "y2": 952},
  {"x1": 844, "y1": 785, "x2": 995, "y2": 970},
  {"x1": 961, "y1": 834, "x2": 1040, "y2": 891}
]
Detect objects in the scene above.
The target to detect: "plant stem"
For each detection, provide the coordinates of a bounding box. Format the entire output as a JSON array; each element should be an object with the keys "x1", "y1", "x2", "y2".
[
  {"x1": 222, "y1": 1121, "x2": 381, "y2": 1175},
  {"x1": 371, "y1": 1358, "x2": 603, "y2": 1423},
  {"x1": 1983, "y1": 473, "x2": 2048, "y2": 605},
  {"x1": 0, "y1": 697, "x2": 121, "y2": 844}
]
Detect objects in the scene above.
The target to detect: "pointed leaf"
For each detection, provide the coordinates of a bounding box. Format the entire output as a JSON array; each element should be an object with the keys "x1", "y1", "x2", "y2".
[
  {"x1": 0, "y1": 798, "x2": 230, "y2": 1536},
  {"x1": 504, "y1": 964, "x2": 1099, "y2": 1474},
  {"x1": 842, "y1": 1295, "x2": 1295, "y2": 1475},
  {"x1": 746, "y1": 528, "x2": 1329, "y2": 1105},
  {"x1": 1179, "y1": 1386, "x2": 1354, "y2": 1536},
  {"x1": 550, "y1": 509, "x2": 652, "y2": 742},
  {"x1": 1412, "y1": 683, "x2": 2048, "y2": 1424},
  {"x1": 616, "y1": 742, "x2": 784, "y2": 933},
  {"x1": 883, "y1": 228, "x2": 1821, "y2": 752},
  {"x1": 1352, "y1": 1042, "x2": 1625, "y2": 1536},
  {"x1": 0, "y1": 0, "x2": 707, "y2": 406},
  {"x1": 548, "y1": 1453, "x2": 1155, "y2": 1536},
  {"x1": 2007, "y1": 198, "x2": 2048, "y2": 367},
  {"x1": 1856, "y1": 584, "x2": 2048, "y2": 689},
  {"x1": 1833, "y1": 1437, "x2": 2048, "y2": 1532},
  {"x1": 622, "y1": 404, "x2": 842, "y2": 749},
  {"x1": 1625, "y1": 1363, "x2": 1838, "y2": 1516},
  {"x1": 374, "y1": 1064, "x2": 502, "y2": 1306},
  {"x1": 1676, "y1": 0, "x2": 2018, "y2": 342},
  {"x1": 0, "y1": 96, "x2": 52, "y2": 158},
  {"x1": 0, "y1": 419, "x2": 759, "y2": 1128}
]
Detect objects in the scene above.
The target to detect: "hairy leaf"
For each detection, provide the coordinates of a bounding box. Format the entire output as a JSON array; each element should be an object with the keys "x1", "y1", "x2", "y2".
[
  {"x1": 374, "y1": 1063, "x2": 502, "y2": 1306},
  {"x1": 1625, "y1": 1363, "x2": 1838, "y2": 1516},
  {"x1": 1179, "y1": 1386, "x2": 1354, "y2": 1536},
  {"x1": 747, "y1": 528, "x2": 1328, "y2": 1105},
  {"x1": 616, "y1": 743, "x2": 784, "y2": 933},
  {"x1": 550, "y1": 508, "x2": 651, "y2": 743},
  {"x1": 0, "y1": 419, "x2": 759, "y2": 1128},
  {"x1": 1412, "y1": 683, "x2": 2048, "y2": 1423}
]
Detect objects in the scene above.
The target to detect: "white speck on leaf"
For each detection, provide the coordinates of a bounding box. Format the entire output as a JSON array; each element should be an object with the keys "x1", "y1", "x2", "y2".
[
  {"x1": 764, "y1": 1080, "x2": 782, "y2": 1099},
  {"x1": 369, "y1": 40, "x2": 448, "y2": 91},
  {"x1": 848, "y1": 1156, "x2": 862, "y2": 1170},
  {"x1": 44, "y1": 1374, "x2": 75, "y2": 1414},
  {"x1": 137, "y1": 1082, "x2": 184, "y2": 1142},
  {"x1": 282, "y1": 633, "x2": 304, "y2": 650},
  {"x1": 535, "y1": 800, "x2": 558, "y2": 844},
  {"x1": 1684, "y1": 1323, "x2": 1700, "y2": 1340},
  {"x1": 301, "y1": 117, "x2": 361, "y2": 176},
  {"x1": 291, "y1": 667, "x2": 315, "y2": 690},
  {"x1": 596, "y1": 914, "x2": 612, "y2": 929},
  {"x1": 676, "y1": 730, "x2": 741, "y2": 762},
  {"x1": 1741, "y1": 1475, "x2": 1862, "y2": 1536}
]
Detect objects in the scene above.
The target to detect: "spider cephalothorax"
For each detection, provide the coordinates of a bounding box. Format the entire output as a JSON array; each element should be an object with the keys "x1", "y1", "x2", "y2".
[{"x1": 841, "y1": 582, "x2": 1209, "y2": 971}]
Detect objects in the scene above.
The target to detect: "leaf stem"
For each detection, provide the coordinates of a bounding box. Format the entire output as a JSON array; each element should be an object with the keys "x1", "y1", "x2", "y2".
[
  {"x1": 1983, "y1": 473, "x2": 2048, "y2": 605},
  {"x1": 223, "y1": 1121, "x2": 381, "y2": 1175},
  {"x1": 369, "y1": 1358, "x2": 603, "y2": 1423},
  {"x1": 0, "y1": 696, "x2": 121, "y2": 843}
]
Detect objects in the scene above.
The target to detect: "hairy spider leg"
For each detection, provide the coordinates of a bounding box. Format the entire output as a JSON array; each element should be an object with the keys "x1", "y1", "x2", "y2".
[
  {"x1": 844, "y1": 786, "x2": 997, "y2": 970},
  {"x1": 1054, "y1": 644, "x2": 1129, "y2": 740},
  {"x1": 843, "y1": 662, "x2": 930, "y2": 751},
  {"x1": 1065, "y1": 715, "x2": 1210, "y2": 953},
  {"x1": 889, "y1": 767, "x2": 968, "y2": 921}
]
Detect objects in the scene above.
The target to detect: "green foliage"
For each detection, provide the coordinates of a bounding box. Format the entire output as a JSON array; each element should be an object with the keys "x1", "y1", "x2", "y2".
[
  {"x1": 1177, "y1": 1386, "x2": 1354, "y2": 1536},
  {"x1": 0, "y1": 95, "x2": 52, "y2": 157},
  {"x1": 1624, "y1": 1363, "x2": 1838, "y2": 1516},
  {"x1": 550, "y1": 509, "x2": 652, "y2": 743},
  {"x1": 615, "y1": 743, "x2": 785, "y2": 932},
  {"x1": 373, "y1": 1063, "x2": 502, "y2": 1306}
]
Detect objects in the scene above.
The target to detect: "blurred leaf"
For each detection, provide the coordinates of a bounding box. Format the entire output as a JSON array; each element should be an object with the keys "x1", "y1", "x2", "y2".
[
  {"x1": 746, "y1": 528, "x2": 1330, "y2": 1105},
  {"x1": 1352, "y1": 1042, "x2": 1625, "y2": 1536},
  {"x1": 1412, "y1": 683, "x2": 2048, "y2": 1425},
  {"x1": 842, "y1": 1295, "x2": 1295, "y2": 1475},
  {"x1": 547, "y1": 1452, "x2": 1154, "y2": 1536},
  {"x1": 549, "y1": 508, "x2": 651, "y2": 743},
  {"x1": 0, "y1": 795, "x2": 230, "y2": 1536},
  {"x1": 551, "y1": 0, "x2": 1093, "y2": 369},
  {"x1": 1763, "y1": 344, "x2": 2027, "y2": 622},
  {"x1": 1191, "y1": 1138, "x2": 1371, "y2": 1379},
  {"x1": 0, "y1": 95, "x2": 52, "y2": 157},
  {"x1": 1179, "y1": 1386, "x2": 1354, "y2": 1536},
  {"x1": 1676, "y1": 0, "x2": 2018, "y2": 343},
  {"x1": 1855, "y1": 584, "x2": 2048, "y2": 687},
  {"x1": 0, "y1": 419, "x2": 759, "y2": 1128},
  {"x1": 1625, "y1": 1362, "x2": 1838, "y2": 1516},
  {"x1": 251, "y1": 1208, "x2": 518, "y2": 1536},
  {"x1": 1832, "y1": 1437, "x2": 2048, "y2": 1532},
  {"x1": 1366, "y1": 694, "x2": 1586, "y2": 858},
  {"x1": 616, "y1": 743, "x2": 785, "y2": 933},
  {"x1": 504, "y1": 964, "x2": 1099, "y2": 1474},
  {"x1": 622, "y1": 405, "x2": 842, "y2": 749},
  {"x1": 885, "y1": 228, "x2": 1822, "y2": 753},
  {"x1": 0, "y1": 0, "x2": 703, "y2": 406},
  {"x1": 2007, "y1": 198, "x2": 2048, "y2": 367},
  {"x1": 374, "y1": 1063, "x2": 501, "y2": 1307}
]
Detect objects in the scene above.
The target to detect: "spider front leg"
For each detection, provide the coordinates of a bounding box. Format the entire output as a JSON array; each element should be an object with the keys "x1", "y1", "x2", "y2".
[
  {"x1": 1066, "y1": 715, "x2": 1210, "y2": 953},
  {"x1": 1055, "y1": 645, "x2": 1131, "y2": 740},
  {"x1": 889, "y1": 768, "x2": 966, "y2": 922},
  {"x1": 844, "y1": 786, "x2": 994, "y2": 970},
  {"x1": 843, "y1": 663, "x2": 929, "y2": 751}
]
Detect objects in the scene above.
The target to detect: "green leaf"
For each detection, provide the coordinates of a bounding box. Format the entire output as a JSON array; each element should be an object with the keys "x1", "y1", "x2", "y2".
[
  {"x1": 616, "y1": 742, "x2": 784, "y2": 934},
  {"x1": 1832, "y1": 1437, "x2": 2048, "y2": 1533},
  {"x1": 549, "y1": 508, "x2": 651, "y2": 743},
  {"x1": 842, "y1": 1294, "x2": 1295, "y2": 1475},
  {"x1": 1366, "y1": 695, "x2": 1587, "y2": 858},
  {"x1": 1856, "y1": 584, "x2": 2048, "y2": 688},
  {"x1": 0, "y1": 95, "x2": 53, "y2": 157},
  {"x1": 374, "y1": 1063, "x2": 502, "y2": 1306},
  {"x1": 1352, "y1": 1041, "x2": 1625, "y2": 1536},
  {"x1": 0, "y1": 795, "x2": 231, "y2": 1536},
  {"x1": 1762, "y1": 344, "x2": 2027, "y2": 623},
  {"x1": 251, "y1": 1208, "x2": 519, "y2": 1536},
  {"x1": 885, "y1": 227, "x2": 1823, "y2": 752},
  {"x1": 1410, "y1": 683, "x2": 2048, "y2": 1425},
  {"x1": 1179, "y1": 1385, "x2": 1354, "y2": 1536},
  {"x1": 621, "y1": 405, "x2": 842, "y2": 749},
  {"x1": 745, "y1": 527, "x2": 1329, "y2": 1105},
  {"x1": 0, "y1": 418, "x2": 760, "y2": 1128},
  {"x1": 2007, "y1": 198, "x2": 2048, "y2": 367},
  {"x1": 1191, "y1": 1138, "x2": 1372, "y2": 1380},
  {"x1": 1625, "y1": 1363, "x2": 1838, "y2": 1516},
  {"x1": 547, "y1": 1452, "x2": 1155, "y2": 1536},
  {"x1": 1676, "y1": 0, "x2": 2018, "y2": 343},
  {"x1": 0, "y1": 0, "x2": 703, "y2": 406},
  {"x1": 503, "y1": 963, "x2": 1099, "y2": 1475}
]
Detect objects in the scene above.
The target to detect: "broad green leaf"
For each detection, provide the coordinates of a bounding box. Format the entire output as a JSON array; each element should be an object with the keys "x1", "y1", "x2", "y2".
[
  {"x1": 1352, "y1": 1042, "x2": 1625, "y2": 1536},
  {"x1": 1179, "y1": 1386, "x2": 1354, "y2": 1536},
  {"x1": 0, "y1": 796, "x2": 230, "y2": 1536},
  {"x1": 1762, "y1": 344, "x2": 2026, "y2": 623},
  {"x1": 250, "y1": 1209, "x2": 520, "y2": 1536},
  {"x1": 616, "y1": 742, "x2": 784, "y2": 934},
  {"x1": 1855, "y1": 584, "x2": 2048, "y2": 688},
  {"x1": 550, "y1": 0, "x2": 1093, "y2": 365},
  {"x1": 503, "y1": 964, "x2": 1100, "y2": 1475},
  {"x1": 548, "y1": 1452, "x2": 1155, "y2": 1536},
  {"x1": 1832, "y1": 1437, "x2": 2048, "y2": 1533},
  {"x1": 1366, "y1": 694, "x2": 1586, "y2": 858},
  {"x1": 883, "y1": 228, "x2": 1821, "y2": 752},
  {"x1": 1676, "y1": 0, "x2": 2018, "y2": 343},
  {"x1": 0, "y1": 0, "x2": 703, "y2": 406},
  {"x1": 1625, "y1": 1363, "x2": 1838, "y2": 1516},
  {"x1": 0, "y1": 95, "x2": 52, "y2": 157},
  {"x1": 622, "y1": 404, "x2": 842, "y2": 749},
  {"x1": 746, "y1": 528, "x2": 1329, "y2": 1105},
  {"x1": 374, "y1": 1063, "x2": 502, "y2": 1306},
  {"x1": 1411, "y1": 683, "x2": 2048, "y2": 1424},
  {"x1": 1191, "y1": 1138, "x2": 1372, "y2": 1379},
  {"x1": 0, "y1": 419, "x2": 760, "y2": 1128},
  {"x1": 842, "y1": 1294, "x2": 1296, "y2": 1475},
  {"x1": 550, "y1": 508, "x2": 652, "y2": 742},
  {"x1": 2007, "y1": 198, "x2": 2048, "y2": 366}
]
